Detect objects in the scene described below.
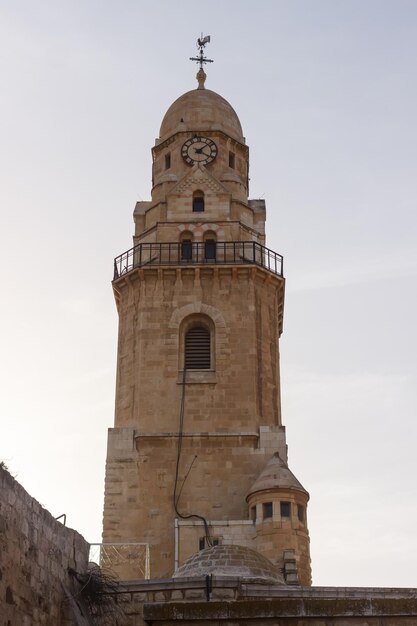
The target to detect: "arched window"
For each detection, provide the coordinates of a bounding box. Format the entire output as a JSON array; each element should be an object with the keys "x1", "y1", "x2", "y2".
[
  {"x1": 179, "y1": 314, "x2": 215, "y2": 376},
  {"x1": 204, "y1": 231, "x2": 217, "y2": 261},
  {"x1": 180, "y1": 231, "x2": 193, "y2": 261},
  {"x1": 184, "y1": 325, "x2": 211, "y2": 369},
  {"x1": 192, "y1": 190, "x2": 205, "y2": 213}
]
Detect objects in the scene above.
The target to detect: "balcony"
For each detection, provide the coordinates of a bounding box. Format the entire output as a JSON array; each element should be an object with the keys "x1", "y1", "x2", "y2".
[{"x1": 113, "y1": 241, "x2": 283, "y2": 280}]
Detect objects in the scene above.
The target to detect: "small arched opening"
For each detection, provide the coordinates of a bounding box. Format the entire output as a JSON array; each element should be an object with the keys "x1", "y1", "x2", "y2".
[
  {"x1": 203, "y1": 231, "x2": 217, "y2": 261},
  {"x1": 192, "y1": 190, "x2": 205, "y2": 213},
  {"x1": 180, "y1": 231, "x2": 193, "y2": 261}
]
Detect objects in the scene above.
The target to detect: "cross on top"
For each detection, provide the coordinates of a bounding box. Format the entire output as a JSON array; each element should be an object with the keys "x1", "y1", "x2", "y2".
[{"x1": 189, "y1": 34, "x2": 214, "y2": 70}]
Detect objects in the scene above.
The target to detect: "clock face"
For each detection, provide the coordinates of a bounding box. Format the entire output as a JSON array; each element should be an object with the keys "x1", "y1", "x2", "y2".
[{"x1": 181, "y1": 136, "x2": 218, "y2": 165}]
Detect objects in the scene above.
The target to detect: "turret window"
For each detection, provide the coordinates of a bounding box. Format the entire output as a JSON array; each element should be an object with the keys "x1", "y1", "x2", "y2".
[
  {"x1": 262, "y1": 502, "x2": 273, "y2": 520},
  {"x1": 280, "y1": 502, "x2": 291, "y2": 518},
  {"x1": 192, "y1": 190, "x2": 205, "y2": 212},
  {"x1": 184, "y1": 325, "x2": 211, "y2": 369},
  {"x1": 297, "y1": 505, "x2": 305, "y2": 523},
  {"x1": 229, "y1": 151, "x2": 235, "y2": 168},
  {"x1": 165, "y1": 153, "x2": 171, "y2": 169}
]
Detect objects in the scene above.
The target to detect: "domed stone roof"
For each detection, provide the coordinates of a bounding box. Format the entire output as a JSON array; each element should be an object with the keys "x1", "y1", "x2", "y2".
[
  {"x1": 159, "y1": 88, "x2": 244, "y2": 143},
  {"x1": 246, "y1": 453, "x2": 309, "y2": 500},
  {"x1": 173, "y1": 544, "x2": 285, "y2": 584}
]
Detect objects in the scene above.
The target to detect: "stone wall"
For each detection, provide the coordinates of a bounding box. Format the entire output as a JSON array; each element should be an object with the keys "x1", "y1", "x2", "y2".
[
  {"x1": 0, "y1": 465, "x2": 89, "y2": 625},
  {"x1": 112, "y1": 266, "x2": 284, "y2": 432}
]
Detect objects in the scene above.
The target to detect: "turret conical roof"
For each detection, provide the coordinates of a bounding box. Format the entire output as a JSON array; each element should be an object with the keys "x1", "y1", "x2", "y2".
[{"x1": 246, "y1": 453, "x2": 309, "y2": 501}]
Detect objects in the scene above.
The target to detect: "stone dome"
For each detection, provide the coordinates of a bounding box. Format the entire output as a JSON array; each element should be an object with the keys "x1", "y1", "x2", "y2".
[
  {"x1": 159, "y1": 88, "x2": 244, "y2": 143},
  {"x1": 173, "y1": 544, "x2": 285, "y2": 584}
]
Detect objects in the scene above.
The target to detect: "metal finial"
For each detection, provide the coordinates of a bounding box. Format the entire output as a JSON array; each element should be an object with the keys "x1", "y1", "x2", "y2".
[
  {"x1": 190, "y1": 34, "x2": 213, "y2": 88},
  {"x1": 196, "y1": 68, "x2": 206, "y2": 89}
]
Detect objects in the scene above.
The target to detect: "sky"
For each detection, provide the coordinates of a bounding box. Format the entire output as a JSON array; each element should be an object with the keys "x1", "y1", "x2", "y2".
[{"x1": 1, "y1": 0, "x2": 416, "y2": 588}]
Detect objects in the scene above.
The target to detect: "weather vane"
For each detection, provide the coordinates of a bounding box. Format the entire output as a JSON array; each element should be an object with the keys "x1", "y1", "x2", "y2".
[
  {"x1": 190, "y1": 34, "x2": 213, "y2": 89},
  {"x1": 189, "y1": 34, "x2": 213, "y2": 70}
]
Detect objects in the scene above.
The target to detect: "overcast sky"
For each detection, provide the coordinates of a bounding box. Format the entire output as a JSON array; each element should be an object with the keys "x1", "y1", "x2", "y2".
[{"x1": 1, "y1": 0, "x2": 416, "y2": 588}]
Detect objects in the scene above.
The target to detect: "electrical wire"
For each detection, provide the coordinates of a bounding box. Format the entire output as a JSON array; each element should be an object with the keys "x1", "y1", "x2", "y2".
[
  {"x1": 176, "y1": 454, "x2": 198, "y2": 506},
  {"x1": 173, "y1": 367, "x2": 213, "y2": 547}
]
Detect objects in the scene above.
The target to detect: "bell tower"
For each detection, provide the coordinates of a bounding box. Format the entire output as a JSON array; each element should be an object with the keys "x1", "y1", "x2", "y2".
[{"x1": 103, "y1": 39, "x2": 311, "y2": 586}]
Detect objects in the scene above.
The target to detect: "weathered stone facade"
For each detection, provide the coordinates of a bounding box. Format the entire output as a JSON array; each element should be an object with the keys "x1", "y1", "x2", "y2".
[
  {"x1": 0, "y1": 465, "x2": 89, "y2": 625},
  {"x1": 102, "y1": 69, "x2": 312, "y2": 585}
]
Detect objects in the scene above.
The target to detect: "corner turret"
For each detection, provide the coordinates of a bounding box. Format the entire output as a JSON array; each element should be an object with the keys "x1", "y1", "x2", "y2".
[{"x1": 246, "y1": 453, "x2": 311, "y2": 585}]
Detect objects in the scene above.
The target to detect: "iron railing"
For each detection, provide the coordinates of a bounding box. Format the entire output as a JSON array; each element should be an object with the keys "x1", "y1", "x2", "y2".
[
  {"x1": 113, "y1": 241, "x2": 283, "y2": 280},
  {"x1": 89, "y1": 543, "x2": 150, "y2": 579}
]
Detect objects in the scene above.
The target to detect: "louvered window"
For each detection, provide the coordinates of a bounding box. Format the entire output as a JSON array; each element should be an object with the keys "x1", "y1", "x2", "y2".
[{"x1": 184, "y1": 326, "x2": 211, "y2": 369}]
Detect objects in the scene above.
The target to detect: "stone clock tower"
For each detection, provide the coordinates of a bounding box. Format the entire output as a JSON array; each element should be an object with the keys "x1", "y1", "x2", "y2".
[{"x1": 102, "y1": 46, "x2": 311, "y2": 586}]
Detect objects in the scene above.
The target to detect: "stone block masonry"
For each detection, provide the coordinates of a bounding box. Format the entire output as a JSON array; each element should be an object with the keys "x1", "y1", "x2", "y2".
[{"x1": 0, "y1": 464, "x2": 89, "y2": 625}]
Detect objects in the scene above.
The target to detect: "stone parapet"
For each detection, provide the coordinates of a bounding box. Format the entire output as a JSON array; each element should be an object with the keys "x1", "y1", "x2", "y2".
[{"x1": 94, "y1": 578, "x2": 417, "y2": 625}]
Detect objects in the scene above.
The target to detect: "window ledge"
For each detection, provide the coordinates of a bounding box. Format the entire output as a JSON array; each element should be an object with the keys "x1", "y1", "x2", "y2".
[{"x1": 177, "y1": 370, "x2": 217, "y2": 384}]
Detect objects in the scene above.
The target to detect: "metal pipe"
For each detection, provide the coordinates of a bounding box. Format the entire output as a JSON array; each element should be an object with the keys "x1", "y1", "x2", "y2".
[{"x1": 174, "y1": 517, "x2": 179, "y2": 572}]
